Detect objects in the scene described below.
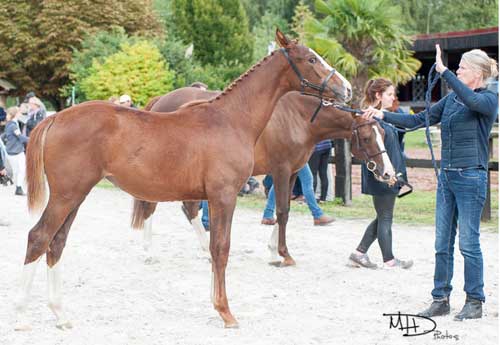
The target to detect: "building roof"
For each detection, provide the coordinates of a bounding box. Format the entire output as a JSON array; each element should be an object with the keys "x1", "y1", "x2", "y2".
[
  {"x1": 412, "y1": 27, "x2": 498, "y2": 52},
  {"x1": 0, "y1": 78, "x2": 16, "y2": 93}
]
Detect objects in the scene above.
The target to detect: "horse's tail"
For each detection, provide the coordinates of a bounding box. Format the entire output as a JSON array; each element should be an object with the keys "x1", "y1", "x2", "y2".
[
  {"x1": 131, "y1": 199, "x2": 157, "y2": 230},
  {"x1": 143, "y1": 95, "x2": 162, "y2": 111},
  {"x1": 26, "y1": 116, "x2": 56, "y2": 213}
]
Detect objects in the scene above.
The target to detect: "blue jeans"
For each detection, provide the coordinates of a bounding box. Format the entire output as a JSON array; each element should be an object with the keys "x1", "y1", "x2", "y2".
[
  {"x1": 200, "y1": 201, "x2": 209, "y2": 229},
  {"x1": 433, "y1": 168, "x2": 487, "y2": 302},
  {"x1": 263, "y1": 165, "x2": 324, "y2": 220}
]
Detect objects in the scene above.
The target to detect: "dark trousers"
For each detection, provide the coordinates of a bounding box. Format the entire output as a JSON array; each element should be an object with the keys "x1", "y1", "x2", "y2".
[
  {"x1": 308, "y1": 148, "x2": 331, "y2": 201},
  {"x1": 356, "y1": 194, "x2": 396, "y2": 262}
]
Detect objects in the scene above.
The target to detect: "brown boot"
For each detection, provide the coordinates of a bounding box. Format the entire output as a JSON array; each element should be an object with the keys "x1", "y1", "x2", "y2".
[{"x1": 313, "y1": 215, "x2": 335, "y2": 226}]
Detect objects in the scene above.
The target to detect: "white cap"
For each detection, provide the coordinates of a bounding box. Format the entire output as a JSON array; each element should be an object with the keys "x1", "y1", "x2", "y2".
[{"x1": 119, "y1": 94, "x2": 132, "y2": 103}]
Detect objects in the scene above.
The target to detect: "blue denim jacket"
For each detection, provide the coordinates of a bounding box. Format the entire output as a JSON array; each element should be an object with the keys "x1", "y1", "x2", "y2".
[
  {"x1": 4, "y1": 120, "x2": 28, "y2": 155},
  {"x1": 383, "y1": 69, "x2": 498, "y2": 170},
  {"x1": 361, "y1": 121, "x2": 407, "y2": 195}
]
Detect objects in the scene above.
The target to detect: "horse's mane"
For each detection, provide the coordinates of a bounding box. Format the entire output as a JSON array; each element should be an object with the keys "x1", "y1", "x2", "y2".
[{"x1": 210, "y1": 50, "x2": 278, "y2": 102}]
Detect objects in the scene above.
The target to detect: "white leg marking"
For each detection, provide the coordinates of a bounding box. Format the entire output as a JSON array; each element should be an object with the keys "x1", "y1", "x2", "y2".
[
  {"x1": 210, "y1": 270, "x2": 215, "y2": 304},
  {"x1": 143, "y1": 216, "x2": 153, "y2": 252},
  {"x1": 14, "y1": 259, "x2": 41, "y2": 331},
  {"x1": 143, "y1": 216, "x2": 160, "y2": 265},
  {"x1": 191, "y1": 216, "x2": 210, "y2": 252},
  {"x1": 373, "y1": 126, "x2": 395, "y2": 177},
  {"x1": 47, "y1": 261, "x2": 72, "y2": 329},
  {"x1": 268, "y1": 224, "x2": 280, "y2": 263}
]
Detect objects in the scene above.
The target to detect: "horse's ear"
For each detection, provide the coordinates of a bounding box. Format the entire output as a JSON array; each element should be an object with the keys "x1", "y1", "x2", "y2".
[{"x1": 276, "y1": 28, "x2": 291, "y2": 49}]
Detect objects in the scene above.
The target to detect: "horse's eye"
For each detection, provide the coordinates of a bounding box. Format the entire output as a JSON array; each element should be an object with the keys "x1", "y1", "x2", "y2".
[{"x1": 308, "y1": 57, "x2": 317, "y2": 64}]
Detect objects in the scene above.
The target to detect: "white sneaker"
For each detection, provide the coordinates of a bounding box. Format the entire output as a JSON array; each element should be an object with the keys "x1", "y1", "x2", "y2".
[{"x1": 383, "y1": 258, "x2": 413, "y2": 269}]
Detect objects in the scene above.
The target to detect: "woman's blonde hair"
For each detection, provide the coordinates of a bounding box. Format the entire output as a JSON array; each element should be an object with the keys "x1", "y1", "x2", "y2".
[
  {"x1": 28, "y1": 96, "x2": 43, "y2": 108},
  {"x1": 6, "y1": 106, "x2": 19, "y2": 121},
  {"x1": 361, "y1": 78, "x2": 393, "y2": 109},
  {"x1": 461, "y1": 49, "x2": 499, "y2": 81}
]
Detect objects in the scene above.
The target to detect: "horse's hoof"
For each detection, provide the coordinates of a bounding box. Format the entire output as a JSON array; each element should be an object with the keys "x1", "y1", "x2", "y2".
[
  {"x1": 281, "y1": 258, "x2": 296, "y2": 267},
  {"x1": 224, "y1": 321, "x2": 239, "y2": 329},
  {"x1": 56, "y1": 320, "x2": 73, "y2": 330},
  {"x1": 144, "y1": 256, "x2": 160, "y2": 265},
  {"x1": 14, "y1": 322, "x2": 32, "y2": 331}
]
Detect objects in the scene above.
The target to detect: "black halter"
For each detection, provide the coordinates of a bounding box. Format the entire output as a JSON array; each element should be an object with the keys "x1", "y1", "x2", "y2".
[{"x1": 280, "y1": 48, "x2": 337, "y2": 123}]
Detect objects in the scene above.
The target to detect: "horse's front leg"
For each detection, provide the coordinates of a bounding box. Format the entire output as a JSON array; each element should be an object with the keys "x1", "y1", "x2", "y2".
[
  {"x1": 273, "y1": 172, "x2": 297, "y2": 267},
  {"x1": 207, "y1": 194, "x2": 238, "y2": 328}
]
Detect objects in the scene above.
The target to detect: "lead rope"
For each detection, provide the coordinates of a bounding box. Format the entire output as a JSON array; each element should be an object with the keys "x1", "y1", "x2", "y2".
[{"x1": 425, "y1": 64, "x2": 442, "y2": 180}]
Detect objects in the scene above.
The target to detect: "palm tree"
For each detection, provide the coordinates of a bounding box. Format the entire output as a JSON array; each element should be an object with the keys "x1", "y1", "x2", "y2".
[{"x1": 304, "y1": 0, "x2": 421, "y2": 104}]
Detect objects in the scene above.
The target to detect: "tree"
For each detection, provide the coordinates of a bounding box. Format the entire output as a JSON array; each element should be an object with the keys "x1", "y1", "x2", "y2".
[
  {"x1": 252, "y1": 10, "x2": 290, "y2": 60},
  {"x1": 392, "y1": 0, "x2": 498, "y2": 34},
  {"x1": 290, "y1": 1, "x2": 314, "y2": 41},
  {"x1": 65, "y1": 27, "x2": 137, "y2": 103},
  {"x1": 304, "y1": 0, "x2": 421, "y2": 104},
  {"x1": 0, "y1": 0, "x2": 163, "y2": 109},
  {"x1": 81, "y1": 41, "x2": 174, "y2": 107},
  {"x1": 171, "y1": 0, "x2": 254, "y2": 66}
]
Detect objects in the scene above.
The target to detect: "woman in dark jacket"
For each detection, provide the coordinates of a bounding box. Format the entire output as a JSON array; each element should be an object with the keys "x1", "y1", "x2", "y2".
[
  {"x1": 363, "y1": 45, "x2": 498, "y2": 321},
  {"x1": 349, "y1": 78, "x2": 413, "y2": 271}
]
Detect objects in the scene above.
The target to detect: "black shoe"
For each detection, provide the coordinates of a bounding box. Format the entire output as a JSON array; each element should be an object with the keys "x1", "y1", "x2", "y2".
[
  {"x1": 418, "y1": 297, "x2": 450, "y2": 317},
  {"x1": 454, "y1": 296, "x2": 482, "y2": 321},
  {"x1": 15, "y1": 187, "x2": 25, "y2": 196}
]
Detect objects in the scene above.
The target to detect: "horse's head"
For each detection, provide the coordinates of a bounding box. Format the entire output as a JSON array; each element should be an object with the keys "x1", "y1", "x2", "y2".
[
  {"x1": 350, "y1": 116, "x2": 397, "y2": 185},
  {"x1": 276, "y1": 29, "x2": 351, "y2": 104}
]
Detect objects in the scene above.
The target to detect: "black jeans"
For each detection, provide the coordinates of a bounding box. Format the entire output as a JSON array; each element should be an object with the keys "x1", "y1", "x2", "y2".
[
  {"x1": 356, "y1": 194, "x2": 396, "y2": 262},
  {"x1": 308, "y1": 148, "x2": 331, "y2": 201}
]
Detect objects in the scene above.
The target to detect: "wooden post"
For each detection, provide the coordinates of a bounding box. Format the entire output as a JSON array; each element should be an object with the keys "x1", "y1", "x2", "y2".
[{"x1": 334, "y1": 139, "x2": 352, "y2": 206}]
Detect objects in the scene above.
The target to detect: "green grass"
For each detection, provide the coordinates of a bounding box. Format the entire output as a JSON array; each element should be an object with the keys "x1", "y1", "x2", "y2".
[
  {"x1": 96, "y1": 179, "x2": 116, "y2": 189},
  {"x1": 404, "y1": 129, "x2": 437, "y2": 149},
  {"x1": 95, "y1": 178, "x2": 498, "y2": 231},
  {"x1": 236, "y1": 191, "x2": 498, "y2": 231}
]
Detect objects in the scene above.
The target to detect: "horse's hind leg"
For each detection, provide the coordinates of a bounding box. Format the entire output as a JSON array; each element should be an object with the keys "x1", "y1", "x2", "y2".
[
  {"x1": 268, "y1": 171, "x2": 296, "y2": 267},
  {"x1": 183, "y1": 201, "x2": 209, "y2": 252},
  {"x1": 14, "y1": 197, "x2": 81, "y2": 331},
  {"x1": 46, "y1": 205, "x2": 81, "y2": 329},
  {"x1": 207, "y1": 195, "x2": 238, "y2": 328}
]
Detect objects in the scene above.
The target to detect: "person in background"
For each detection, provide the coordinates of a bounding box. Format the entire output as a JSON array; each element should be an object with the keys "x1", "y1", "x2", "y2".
[
  {"x1": 26, "y1": 97, "x2": 46, "y2": 137},
  {"x1": 362, "y1": 45, "x2": 498, "y2": 321},
  {"x1": 348, "y1": 78, "x2": 412, "y2": 271},
  {"x1": 119, "y1": 94, "x2": 135, "y2": 108},
  {"x1": 261, "y1": 164, "x2": 335, "y2": 226},
  {"x1": 308, "y1": 139, "x2": 332, "y2": 203},
  {"x1": 4, "y1": 106, "x2": 29, "y2": 196},
  {"x1": 0, "y1": 137, "x2": 11, "y2": 226}
]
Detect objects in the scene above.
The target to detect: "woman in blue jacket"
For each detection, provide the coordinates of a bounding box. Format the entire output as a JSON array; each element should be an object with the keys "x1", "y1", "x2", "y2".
[
  {"x1": 4, "y1": 106, "x2": 29, "y2": 195},
  {"x1": 363, "y1": 45, "x2": 498, "y2": 321},
  {"x1": 349, "y1": 78, "x2": 412, "y2": 271}
]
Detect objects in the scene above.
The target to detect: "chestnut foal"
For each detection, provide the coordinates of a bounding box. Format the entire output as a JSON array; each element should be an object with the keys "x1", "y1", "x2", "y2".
[{"x1": 15, "y1": 30, "x2": 351, "y2": 329}]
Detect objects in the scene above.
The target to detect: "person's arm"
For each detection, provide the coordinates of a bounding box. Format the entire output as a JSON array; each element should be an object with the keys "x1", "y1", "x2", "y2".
[
  {"x1": 383, "y1": 95, "x2": 446, "y2": 128},
  {"x1": 14, "y1": 128, "x2": 29, "y2": 144},
  {"x1": 440, "y1": 70, "x2": 497, "y2": 117}
]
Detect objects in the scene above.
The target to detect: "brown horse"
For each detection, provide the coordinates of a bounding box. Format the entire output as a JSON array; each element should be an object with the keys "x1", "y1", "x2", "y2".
[
  {"x1": 132, "y1": 88, "x2": 396, "y2": 266},
  {"x1": 15, "y1": 30, "x2": 352, "y2": 330}
]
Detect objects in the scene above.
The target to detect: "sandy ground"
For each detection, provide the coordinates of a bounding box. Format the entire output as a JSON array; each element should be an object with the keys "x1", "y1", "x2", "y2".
[{"x1": 0, "y1": 185, "x2": 498, "y2": 345}]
